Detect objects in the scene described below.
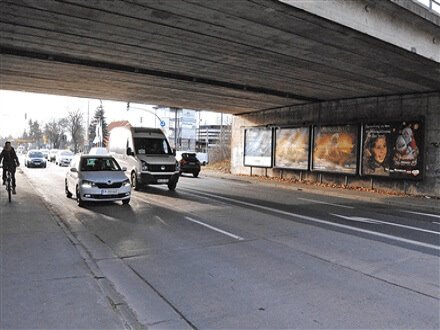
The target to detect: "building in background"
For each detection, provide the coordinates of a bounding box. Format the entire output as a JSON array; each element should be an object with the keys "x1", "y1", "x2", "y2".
[{"x1": 153, "y1": 107, "x2": 232, "y2": 152}]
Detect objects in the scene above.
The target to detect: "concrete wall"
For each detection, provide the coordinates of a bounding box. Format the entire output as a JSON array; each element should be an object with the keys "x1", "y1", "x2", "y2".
[
  {"x1": 281, "y1": 0, "x2": 440, "y2": 62},
  {"x1": 231, "y1": 92, "x2": 440, "y2": 197}
]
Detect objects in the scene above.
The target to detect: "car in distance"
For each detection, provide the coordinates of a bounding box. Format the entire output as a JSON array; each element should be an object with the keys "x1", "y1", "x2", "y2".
[
  {"x1": 24, "y1": 150, "x2": 47, "y2": 168},
  {"x1": 40, "y1": 148, "x2": 50, "y2": 160},
  {"x1": 179, "y1": 152, "x2": 201, "y2": 177},
  {"x1": 65, "y1": 155, "x2": 131, "y2": 206},
  {"x1": 196, "y1": 152, "x2": 208, "y2": 166},
  {"x1": 56, "y1": 150, "x2": 74, "y2": 166},
  {"x1": 49, "y1": 149, "x2": 59, "y2": 162},
  {"x1": 88, "y1": 147, "x2": 108, "y2": 155}
]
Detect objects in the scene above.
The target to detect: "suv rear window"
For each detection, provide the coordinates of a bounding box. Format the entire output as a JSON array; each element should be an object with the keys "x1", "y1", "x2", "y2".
[{"x1": 182, "y1": 153, "x2": 198, "y2": 161}]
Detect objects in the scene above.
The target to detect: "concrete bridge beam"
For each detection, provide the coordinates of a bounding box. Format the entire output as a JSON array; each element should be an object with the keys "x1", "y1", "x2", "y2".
[{"x1": 281, "y1": 0, "x2": 440, "y2": 62}]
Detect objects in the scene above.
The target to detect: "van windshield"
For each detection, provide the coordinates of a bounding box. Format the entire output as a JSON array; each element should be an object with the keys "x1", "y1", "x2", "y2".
[{"x1": 134, "y1": 138, "x2": 172, "y2": 155}]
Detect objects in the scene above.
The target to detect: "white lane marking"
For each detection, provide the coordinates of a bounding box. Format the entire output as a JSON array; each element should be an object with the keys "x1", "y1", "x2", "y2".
[
  {"x1": 183, "y1": 190, "x2": 440, "y2": 251},
  {"x1": 185, "y1": 216, "x2": 244, "y2": 241},
  {"x1": 329, "y1": 214, "x2": 381, "y2": 224},
  {"x1": 331, "y1": 214, "x2": 440, "y2": 235},
  {"x1": 298, "y1": 197, "x2": 354, "y2": 209},
  {"x1": 155, "y1": 215, "x2": 169, "y2": 226},
  {"x1": 402, "y1": 210, "x2": 440, "y2": 219}
]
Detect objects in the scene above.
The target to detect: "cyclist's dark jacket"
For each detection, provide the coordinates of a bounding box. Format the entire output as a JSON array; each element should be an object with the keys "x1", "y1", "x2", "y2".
[{"x1": 0, "y1": 147, "x2": 20, "y2": 169}]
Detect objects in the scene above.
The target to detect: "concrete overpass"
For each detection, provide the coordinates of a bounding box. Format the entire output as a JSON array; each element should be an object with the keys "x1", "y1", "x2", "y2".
[
  {"x1": 0, "y1": 0, "x2": 438, "y2": 114},
  {"x1": 1, "y1": 0, "x2": 439, "y2": 196}
]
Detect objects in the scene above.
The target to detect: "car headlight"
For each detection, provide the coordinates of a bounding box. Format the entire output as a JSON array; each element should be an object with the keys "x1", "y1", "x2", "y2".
[
  {"x1": 141, "y1": 160, "x2": 148, "y2": 171},
  {"x1": 122, "y1": 179, "x2": 131, "y2": 187},
  {"x1": 81, "y1": 180, "x2": 97, "y2": 188}
]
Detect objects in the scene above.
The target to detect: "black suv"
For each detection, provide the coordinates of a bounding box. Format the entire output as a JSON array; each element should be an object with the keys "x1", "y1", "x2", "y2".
[{"x1": 179, "y1": 153, "x2": 201, "y2": 177}]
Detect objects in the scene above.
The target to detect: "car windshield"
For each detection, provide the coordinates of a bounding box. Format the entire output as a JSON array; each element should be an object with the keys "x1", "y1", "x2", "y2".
[
  {"x1": 29, "y1": 152, "x2": 43, "y2": 158},
  {"x1": 61, "y1": 151, "x2": 73, "y2": 156},
  {"x1": 134, "y1": 138, "x2": 172, "y2": 155},
  {"x1": 80, "y1": 157, "x2": 121, "y2": 171}
]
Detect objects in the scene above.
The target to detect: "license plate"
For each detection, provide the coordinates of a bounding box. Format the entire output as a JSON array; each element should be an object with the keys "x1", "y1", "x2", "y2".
[
  {"x1": 102, "y1": 189, "x2": 118, "y2": 195},
  {"x1": 157, "y1": 179, "x2": 168, "y2": 183}
]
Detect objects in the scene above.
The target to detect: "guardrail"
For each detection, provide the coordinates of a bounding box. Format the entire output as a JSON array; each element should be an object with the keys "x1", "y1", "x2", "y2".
[{"x1": 415, "y1": 0, "x2": 440, "y2": 13}]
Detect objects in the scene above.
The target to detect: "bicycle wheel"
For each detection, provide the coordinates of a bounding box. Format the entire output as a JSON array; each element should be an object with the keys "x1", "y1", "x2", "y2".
[{"x1": 7, "y1": 176, "x2": 11, "y2": 202}]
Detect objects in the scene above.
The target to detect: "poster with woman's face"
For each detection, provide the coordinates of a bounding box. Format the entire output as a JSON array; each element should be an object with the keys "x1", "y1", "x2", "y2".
[
  {"x1": 244, "y1": 127, "x2": 272, "y2": 167},
  {"x1": 362, "y1": 124, "x2": 392, "y2": 177},
  {"x1": 312, "y1": 125, "x2": 358, "y2": 174},
  {"x1": 362, "y1": 121, "x2": 423, "y2": 179},
  {"x1": 274, "y1": 127, "x2": 309, "y2": 169}
]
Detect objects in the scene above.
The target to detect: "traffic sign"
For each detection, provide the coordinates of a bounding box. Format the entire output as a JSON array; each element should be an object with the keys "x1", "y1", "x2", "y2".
[{"x1": 160, "y1": 120, "x2": 166, "y2": 127}]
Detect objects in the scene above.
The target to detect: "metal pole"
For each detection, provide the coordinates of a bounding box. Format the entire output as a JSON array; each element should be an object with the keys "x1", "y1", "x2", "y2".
[
  {"x1": 220, "y1": 112, "x2": 223, "y2": 146},
  {"x1": 86, "y1": 100, "x2": 89, "y2": 151},
  {"x1": 174, "y1": 108, "x2": 178, "y2": 149},
  {"x1": 198, "y1": 111, "x2": 201, "y2": 152}
]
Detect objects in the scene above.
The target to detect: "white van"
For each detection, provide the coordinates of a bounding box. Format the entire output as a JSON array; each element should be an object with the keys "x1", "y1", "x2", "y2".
[{"x1": 108, "y1": 127, "x2": 180, "y2": 190}]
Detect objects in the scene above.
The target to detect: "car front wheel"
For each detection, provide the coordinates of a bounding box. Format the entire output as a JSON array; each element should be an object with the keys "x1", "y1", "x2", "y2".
[
  {"x1": 76, "y1": 185, "x2": 84, "y2": 207},
  {"x1": 131, "y1": 171, "x2": 139, "y2": 191},
  {"x1": 65, "y1": 180, "x2": 72, "y2": 198},
  {"x1": 168, "y1": 180, "x2": 177, "y2": 191}
]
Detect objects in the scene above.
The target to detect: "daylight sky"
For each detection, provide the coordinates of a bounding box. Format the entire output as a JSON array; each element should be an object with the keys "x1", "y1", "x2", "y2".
[{"x1": 0, "y1": 90, "x2": 225, "y2": 138}]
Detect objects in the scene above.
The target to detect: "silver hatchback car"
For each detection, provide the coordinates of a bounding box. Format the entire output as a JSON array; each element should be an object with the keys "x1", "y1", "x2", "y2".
[{"x1": 65, "y1": 154, "x2": 131, "y2": 206}]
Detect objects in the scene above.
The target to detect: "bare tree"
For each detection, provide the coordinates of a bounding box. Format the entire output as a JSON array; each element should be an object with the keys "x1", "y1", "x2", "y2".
[
  {"x1": 44, "y1": 118, "x2": 67, "y2": 148},
  {"x1": 66, "y1": 109, "x2": 85, "y2": 153}
]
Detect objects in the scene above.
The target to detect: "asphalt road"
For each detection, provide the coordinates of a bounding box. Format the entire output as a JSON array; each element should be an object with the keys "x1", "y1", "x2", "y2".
[{"x1": 19, "y1": 159, "x2": 440, "y2": 329}]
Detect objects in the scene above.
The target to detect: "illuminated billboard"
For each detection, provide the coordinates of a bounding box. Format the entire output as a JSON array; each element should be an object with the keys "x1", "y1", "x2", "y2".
[
  {"x1": 312, "y1": 125, "x2": 358, "y2": 174},
  {"x1": 274, "y1": 127, "x2": 310, "y2": 170},
  {"x1": 362, "y1": 121, "x2": 424, "y2": 179},
  {"x1": 244, "y1": 127, "x2": 273, "y2": 167}
]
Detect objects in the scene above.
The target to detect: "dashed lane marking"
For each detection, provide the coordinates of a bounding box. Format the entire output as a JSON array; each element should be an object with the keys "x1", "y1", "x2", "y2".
[
  {"x1": 402, "y1": 210, "x2": 440, "y2": 219},
  {"x1": 185, "y1": 216, "x2": 244, "y2": 241},
  {"x1": 297, "y1": 197, "x2": 355, "y2": 209}
]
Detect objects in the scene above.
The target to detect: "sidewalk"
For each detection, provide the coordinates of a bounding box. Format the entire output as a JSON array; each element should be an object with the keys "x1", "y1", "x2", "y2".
[
  {"x1": 0, "y1": 172, "x2": 126, "y2": 329},
  {"x1": 202, "y1": 169, "x2": 440, "y2": 214}
]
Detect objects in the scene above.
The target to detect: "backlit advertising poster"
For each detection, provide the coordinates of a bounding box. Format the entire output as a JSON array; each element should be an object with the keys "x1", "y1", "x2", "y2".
[
  {"x1": 362, "y1": 121, "x2": 423, "y2": 179},
  {"x1": 312, "y1": 125, "x2": 358, "y2": 174},
  {"x1": 244, "y1": 127, "x2": 272, "y2": 167},
  {"x1": 274, "y1": 127, "x2": 310, "y2": 169}
]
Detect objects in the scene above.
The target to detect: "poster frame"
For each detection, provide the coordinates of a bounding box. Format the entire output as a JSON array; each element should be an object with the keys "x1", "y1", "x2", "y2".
[
  {"x1": 359, "y1": 118, "x2": 425, "y2": 181},
  {"x1": 273, "y1": 125, "x2": 311, "y2": 171},
  {"x1": 310, "y1": 124, "x2": 360, "y2": 176},
  {"x1": 243, "y1": 126, "x2": 274, "y2": 168}
]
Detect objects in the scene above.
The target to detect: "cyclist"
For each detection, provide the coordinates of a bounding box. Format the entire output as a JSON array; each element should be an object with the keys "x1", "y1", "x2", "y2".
[{"x1": 0, "y1": 141, "x2": 20, "y2": 194}]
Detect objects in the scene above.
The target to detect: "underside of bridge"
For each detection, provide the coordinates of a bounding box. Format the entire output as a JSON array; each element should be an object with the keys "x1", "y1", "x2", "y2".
[{"x1": 1, "y1": 0, "x2": 439, "y2": 115}]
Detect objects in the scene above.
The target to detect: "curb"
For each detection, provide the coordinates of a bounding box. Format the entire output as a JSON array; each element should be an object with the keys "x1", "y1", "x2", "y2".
[{"x1": 201, "y1": 170, "x2": 440, "y2": 214}]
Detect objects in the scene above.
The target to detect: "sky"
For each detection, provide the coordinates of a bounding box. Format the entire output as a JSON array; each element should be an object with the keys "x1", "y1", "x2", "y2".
[{"x1": 0, "y1": 90, "x2": 228, "y2": 138}]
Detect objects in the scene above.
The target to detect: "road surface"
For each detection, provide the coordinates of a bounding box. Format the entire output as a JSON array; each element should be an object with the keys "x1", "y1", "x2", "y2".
[{"x1": 17, "y1": 160, "x2": 440, "y2": 329}]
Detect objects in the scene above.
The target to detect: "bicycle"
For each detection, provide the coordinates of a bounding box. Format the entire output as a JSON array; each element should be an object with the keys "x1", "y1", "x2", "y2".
[{"x1": 1, "y1": 165, "x2": 12, "y2": 202}]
